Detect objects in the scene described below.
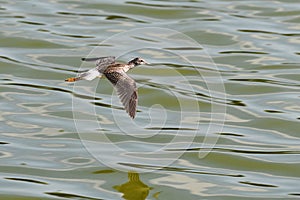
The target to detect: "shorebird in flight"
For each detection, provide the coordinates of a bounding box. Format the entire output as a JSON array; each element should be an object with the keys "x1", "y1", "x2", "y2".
[{"x1": 65, "y1": 56, "x2": 148, "y2": 119}]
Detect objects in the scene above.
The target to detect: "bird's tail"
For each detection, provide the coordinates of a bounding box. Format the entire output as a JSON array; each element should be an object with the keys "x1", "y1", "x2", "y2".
[{"x1": 65, "y1": 77, "x2": 81, "y2": 82}]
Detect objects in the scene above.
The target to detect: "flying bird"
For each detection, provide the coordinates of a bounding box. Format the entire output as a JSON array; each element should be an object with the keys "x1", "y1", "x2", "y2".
[{"x1": 65, "y1": 56, "x2": 148, "y2": 119}]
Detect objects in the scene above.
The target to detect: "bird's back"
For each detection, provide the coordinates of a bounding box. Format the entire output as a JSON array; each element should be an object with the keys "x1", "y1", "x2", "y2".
[{"x1": 102, "y1": 63, "x2": 130, "y2": 74}]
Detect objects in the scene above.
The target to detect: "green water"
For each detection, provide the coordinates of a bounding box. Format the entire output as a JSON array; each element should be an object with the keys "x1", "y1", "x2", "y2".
[{"x1": 1, "y1": 0, "x2": 300, "y2": 199}]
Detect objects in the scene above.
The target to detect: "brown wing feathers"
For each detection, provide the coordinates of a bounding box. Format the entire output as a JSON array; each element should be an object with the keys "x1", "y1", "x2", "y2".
[{"x1": 105, "y1": 71, "x2": 137, "y2": 118}]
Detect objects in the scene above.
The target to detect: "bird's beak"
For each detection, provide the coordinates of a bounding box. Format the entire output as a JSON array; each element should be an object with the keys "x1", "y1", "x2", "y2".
[{"x1": 144, "y1": 61, "x2": 150, "y2": 65}]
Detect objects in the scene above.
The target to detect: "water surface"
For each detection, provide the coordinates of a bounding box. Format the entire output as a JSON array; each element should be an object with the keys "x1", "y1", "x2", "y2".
[{"x1": 1, "y1": 0, "x2": 300, "y2": 199}]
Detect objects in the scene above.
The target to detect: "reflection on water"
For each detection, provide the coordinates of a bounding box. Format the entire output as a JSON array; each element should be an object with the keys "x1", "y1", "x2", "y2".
[
  {"x1": 1, "y1": 0, "x2": 300, "y2": 199},
  {"x1": 114, "y1": 172, "x2": 154, "y2": 200}
]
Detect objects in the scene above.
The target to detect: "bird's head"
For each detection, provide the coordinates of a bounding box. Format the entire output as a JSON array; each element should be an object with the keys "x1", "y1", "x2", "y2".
[{"x1": 128, "y1": 57, "x2": 149, "y2": 67}]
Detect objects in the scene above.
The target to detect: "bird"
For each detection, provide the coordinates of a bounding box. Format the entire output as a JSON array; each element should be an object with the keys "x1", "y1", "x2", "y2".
[{"x1": 65, "y1": 56, "x2": 148, "y2": 119}]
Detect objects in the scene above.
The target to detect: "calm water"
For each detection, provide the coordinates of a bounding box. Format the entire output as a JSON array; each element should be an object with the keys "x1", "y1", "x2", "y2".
[{"x1": 1, "y1": 0, "x2": 300, "y2": 199}]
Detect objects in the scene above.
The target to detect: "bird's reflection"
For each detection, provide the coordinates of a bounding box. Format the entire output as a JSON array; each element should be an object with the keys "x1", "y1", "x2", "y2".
[{"x1": 114, "y1": 172, "x2": 153, "y2": 200}]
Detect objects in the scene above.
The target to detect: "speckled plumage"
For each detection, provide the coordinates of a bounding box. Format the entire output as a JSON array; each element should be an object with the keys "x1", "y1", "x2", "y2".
[{"x1": 65, "y1": 56, "x2": 148, "y2": 119}]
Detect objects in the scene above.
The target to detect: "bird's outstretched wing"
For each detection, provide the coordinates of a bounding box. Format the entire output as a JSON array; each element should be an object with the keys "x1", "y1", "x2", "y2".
[
  {"x1": 105, "y1": 71, "x2": 137, "y2": 118},
  {"x1": 82, "y1": 56, "x2": 115, "y2": 72},
  {"x1": 81, "y1": 56, "x2": 115, "y2": 63},
  {"x1": 65, "y1": 56, "x2": 116, "y2": 82}
]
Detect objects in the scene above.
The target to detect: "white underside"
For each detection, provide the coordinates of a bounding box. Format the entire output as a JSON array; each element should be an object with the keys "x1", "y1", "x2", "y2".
[{"x1": 80, "y1": 68, "x2": 102, "y2": 81}]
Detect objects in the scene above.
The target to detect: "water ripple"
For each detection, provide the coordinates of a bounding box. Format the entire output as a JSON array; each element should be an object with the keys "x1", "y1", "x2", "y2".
[{"x1": 5, "y1": 177, "x2": 48, "y2": 185}]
